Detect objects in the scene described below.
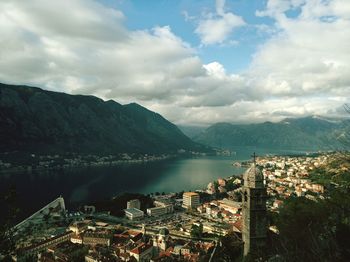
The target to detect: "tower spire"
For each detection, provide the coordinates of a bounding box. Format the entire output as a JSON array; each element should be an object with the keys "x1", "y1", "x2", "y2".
[
  {"x1": 251, "y1": 152, "x2": 257, "y2": 164},
  {"x1": 242, "y1": 152, "x2": 267, "y2": 257}
]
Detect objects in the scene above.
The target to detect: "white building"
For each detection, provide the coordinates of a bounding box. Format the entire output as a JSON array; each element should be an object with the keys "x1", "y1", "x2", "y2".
[
  {"x1": 182, "y1": 192, "x2": 200, "y2": 209},
  {"x1": 147, "y1": 204, "x2": 173, "y2": 217},
  {"x1": 70, "y1": 234, "x2": 83, "y2": 244},
  {"x1": 124, "y1": 208, "x2": 144, "y2": 220},
  {"x1": 218, "y1": 199, "x2": 241, "y2": 214}
]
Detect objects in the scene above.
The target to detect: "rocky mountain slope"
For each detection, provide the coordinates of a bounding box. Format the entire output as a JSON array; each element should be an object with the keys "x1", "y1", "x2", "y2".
[{"x1": 0, "y1": 83, "x2": 207, "y2": 154}]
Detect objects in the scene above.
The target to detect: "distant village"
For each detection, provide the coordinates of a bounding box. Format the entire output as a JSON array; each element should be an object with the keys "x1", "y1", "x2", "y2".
[
  {"x1": 0, "y1": 153, "x2": 178, "y2": 174},
  {"x1": 8, "y1": 152, "x2": 337, "y2": 261},
  {"x1": 0, "y1": 150, "x2": 215, "y2": 174}
]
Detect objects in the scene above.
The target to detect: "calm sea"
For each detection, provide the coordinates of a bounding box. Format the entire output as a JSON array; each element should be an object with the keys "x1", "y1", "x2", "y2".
[{"x1": 0, "y1": 147, "x2": 309, "y2": 221}]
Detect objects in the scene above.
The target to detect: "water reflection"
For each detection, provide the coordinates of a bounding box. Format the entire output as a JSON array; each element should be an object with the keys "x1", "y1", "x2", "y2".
[
  {"x1": 0, "y1": 156, "x2": 244, "y2": 220},
  {"x1": 1, "y1": 148, "x2": 308, "y2": 221}
]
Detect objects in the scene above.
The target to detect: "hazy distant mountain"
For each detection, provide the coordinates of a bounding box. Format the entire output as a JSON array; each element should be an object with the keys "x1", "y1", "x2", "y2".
[
  {"x1": 178, "y1": 125, "x2": 206, "y2": 139},
  {"x1": 0, "y1": 83, "x2": 208, "y2": 154},
  {"x1": 194, "y1": 116, "x2": 350, "y2": 151}
]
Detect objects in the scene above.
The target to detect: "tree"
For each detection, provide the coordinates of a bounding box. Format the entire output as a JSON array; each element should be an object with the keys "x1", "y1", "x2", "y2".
[
  {"x1": 273, "y1": 188, "x2": 350, "y2": 261},
  {"x1": 213, "y1": 232, "x2": 243, "y2": 262},
  {"x1": 191, "y1": 223, "x2": 203, "y2": 238},
  {"x1": 0, "y1": 186, "x2": 18, "y2": 261},
  {"x1": 175, "y1": 223, "x2": 182, "y2": 231}
]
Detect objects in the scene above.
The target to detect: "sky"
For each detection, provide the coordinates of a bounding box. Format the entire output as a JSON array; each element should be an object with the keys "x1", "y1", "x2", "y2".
[{"x1": 0, "y1": 0, "x2": 350, "y2": 126}]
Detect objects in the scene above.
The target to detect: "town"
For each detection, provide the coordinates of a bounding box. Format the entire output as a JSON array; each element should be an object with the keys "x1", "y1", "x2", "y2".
[
  {"x1": 0, "y1": 153, "x2": 175, "y2": 174},
  {"x1": 8, "y1": 152, "x2": 339, "y2": 261},
  {"x1": 0, "y1": 150, "x2": 216, "y2": 174}
]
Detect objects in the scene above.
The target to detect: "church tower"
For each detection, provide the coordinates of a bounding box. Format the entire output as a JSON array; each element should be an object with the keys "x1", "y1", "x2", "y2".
[{"x1": 242, "y1": 153, "x2": 267, "y2": 257}]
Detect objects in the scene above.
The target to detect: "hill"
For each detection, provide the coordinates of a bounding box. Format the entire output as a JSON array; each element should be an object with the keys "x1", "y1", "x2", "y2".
[
  {"x1": 178, "y1": 125, "x2": 206, "y2": 139},
  {"x1": 0, "y1": 83, "x2": 207, "y2": 154},
  {"x1": 194, "y1": 116, "x2": 350, "y2": 151}
]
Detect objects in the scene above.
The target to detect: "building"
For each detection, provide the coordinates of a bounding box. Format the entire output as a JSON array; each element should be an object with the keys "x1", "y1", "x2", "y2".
[
  {"x1": 147, "y1": 200, "x2": 174, "y2": 216},
  {"x1": 207, "y1": 182, "x2": 216, "y2": 194},
  {"x1": 129, "y1": 243, "x2": 153, "y2": 261},
  {"x1": 70, "y1": 234, "x2": 83, "y2": 244},
  {"x1": 182, "y1": 192, "x2": 200, "y2": 209},
  {"x1": 242, "y1": 157, "x2": 267, "y2": 257},
  {"x1": 218, "y1": 186, "x2": 227, "y2": 193},
  {"x1": 124, "y1": 208, "x2": 144, "y2": 220},
  {"x1": 154, "y1": 199, "x2": 172, "y2": 206},
  {"x1": 218, "y1": 199, "x2": 241, "y2": 214},
  {"x1": 153, "y1": 227, "x2": 170, "y2": 253},
  {"x1": 17, "y1": 231, "x2": 73, "y2": 259},
  {"x1": 69, "y1": 221, "x2": 88, "y2": 234},
  {"x1": 127, "y1": 199, "x2": 141, "y2": 209},
  {"x1": 83, "y1": 205, "x2": 95, "y2": 214},
  {"x1": 147, "y1": 204, "x2": 173, "y2": 217},
  {"x1": 218, "y1": 178, "x2": 226, "y2": 186},
  {"x1": 85, "y1": 254, "x2": 100, "y2": 262},
  {"x1": 14, "y1": 196, "x2": 66, "y2": 231},
  {"x1": 82, "y1": 232, "x2": 111, "y2": 246}
]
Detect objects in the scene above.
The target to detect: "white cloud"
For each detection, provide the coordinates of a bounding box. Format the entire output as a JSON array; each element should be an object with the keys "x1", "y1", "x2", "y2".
[
  {"x1": 203, "y1": 62, "x2": 226, "y2": 78},
  {"x1": 216, "y1": 0, "x2": 226, "y2": 16},
  {"x1": 182, "y1": 10, "x2": 195, "y2": 22},
  {"x1": 0, "y1": 0, "x2": 349, "y2": 126},
  {"x1": 256, "y1": 0, "x2": 305, "y2": 18},
  {"x1": 195, "y1": 0, "x2": 245, "y2": 45},
  {"x1": 0, "y1": 0, "x2": 246, "y2": 112},
  {"x1": 250, "y1": 0, "x2": 350, "y2": 100},
  {"x1": 149, "y1": 96, "x2": 348, "y2": 126}
]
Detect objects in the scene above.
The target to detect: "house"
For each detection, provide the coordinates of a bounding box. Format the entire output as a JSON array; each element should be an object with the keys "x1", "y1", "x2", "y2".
[{"x1": 129, "y1": 243, "x2": 153, "y2": 262}]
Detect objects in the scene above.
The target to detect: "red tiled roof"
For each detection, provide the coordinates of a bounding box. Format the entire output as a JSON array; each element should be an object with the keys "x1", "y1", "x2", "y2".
[
  {"x1": 233, "y1": 219, "x2": 243, "y2": 232},
  {"x1": 130, "y1": 243, "x2": 152, "y2": 255}
]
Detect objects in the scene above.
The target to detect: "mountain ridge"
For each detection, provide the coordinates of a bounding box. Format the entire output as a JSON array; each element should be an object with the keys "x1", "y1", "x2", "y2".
[
  {"x1": 0, "y1": 83, "x2": 208, "y2": 154},
  {"x1": 193, "y1": 116, "x2": 350, "y2": 151}
]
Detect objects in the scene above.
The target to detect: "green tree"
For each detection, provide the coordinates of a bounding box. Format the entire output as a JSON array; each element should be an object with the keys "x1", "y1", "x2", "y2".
[
  {"x1": 191, "y1": 223, "x2": 203, "y2": 238},
  {"x1": 273, "y1": 188, "x2": 350, "y2": 261}
]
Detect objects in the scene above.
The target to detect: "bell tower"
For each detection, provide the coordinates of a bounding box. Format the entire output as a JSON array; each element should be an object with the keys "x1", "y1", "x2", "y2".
[{"x1": 242, "y1": 153, "x2": 267, "y2": 257}]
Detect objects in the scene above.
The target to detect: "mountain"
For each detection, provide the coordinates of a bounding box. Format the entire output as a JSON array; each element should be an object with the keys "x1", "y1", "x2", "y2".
[
  {"x1": 194, "y1": 116, "x2": 350, "y2": 151},
  {"x1": 178, "y1": 125, "x2": 206, "y2": 139},
  {"x1": 0, "y1": 83, "x2": 207, "y2": 154}
]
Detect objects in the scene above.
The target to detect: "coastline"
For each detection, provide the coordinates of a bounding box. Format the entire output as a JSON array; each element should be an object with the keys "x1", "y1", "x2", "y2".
[{"x1": 0, "y1": 154, "x2": 177, "y2": 175}]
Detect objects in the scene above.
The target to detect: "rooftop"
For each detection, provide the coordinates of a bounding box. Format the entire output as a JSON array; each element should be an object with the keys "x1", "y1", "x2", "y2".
[
  {"x1": 183, "y1": 192, "x2": 199, "y2": 197},
  {"x1": 124, "y1": 208, "x2": 144, "y2": 215},
  {"x1": 130, "y1": 243, "x2": 152, "y2": 254}
]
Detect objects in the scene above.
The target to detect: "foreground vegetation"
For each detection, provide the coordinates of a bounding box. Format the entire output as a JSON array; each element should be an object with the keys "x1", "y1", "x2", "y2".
[{"x1": 214, "y1": 153, "x2": 350, "y2": 261}]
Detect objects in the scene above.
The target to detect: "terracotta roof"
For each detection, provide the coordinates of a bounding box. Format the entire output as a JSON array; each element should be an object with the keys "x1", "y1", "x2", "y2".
[
  {"x1": 130, "y1": 243, "x2": 152, "y2": 255},
  {"x1": 232, "y1": 219, "x2": 243, "y2": 232}
]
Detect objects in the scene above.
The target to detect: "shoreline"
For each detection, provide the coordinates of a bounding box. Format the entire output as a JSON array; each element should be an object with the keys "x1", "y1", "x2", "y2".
[{"x1": 0, "y1": 154, "x2": 177, "y2": 175}]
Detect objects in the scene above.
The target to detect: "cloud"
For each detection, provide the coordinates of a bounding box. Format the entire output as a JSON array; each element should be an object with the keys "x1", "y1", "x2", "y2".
[
  {"x1": 149, "y1": 96, "x2": 348, "y2": 126},
  {"x1": 256, "y1": 0, "x2": 305, "y2": 18},
  {"x1": 181, "y1": 10, "x2": 195, "y2": 22},
  {"x1": 0, "y1": 0, "x2": 246, "y2": 110},
  {"x1": 0, "y1": 0, "x2": 349, "y2": 126},
  {"x1": 195, "y1": 0, "x2": 245, "y2": 45},
  {"x1": 249, "y1": 0, "x2": 350, "y2": 100},
  {"x1": 1, "y1": 0, "x2": 126, "y2": 41}
]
